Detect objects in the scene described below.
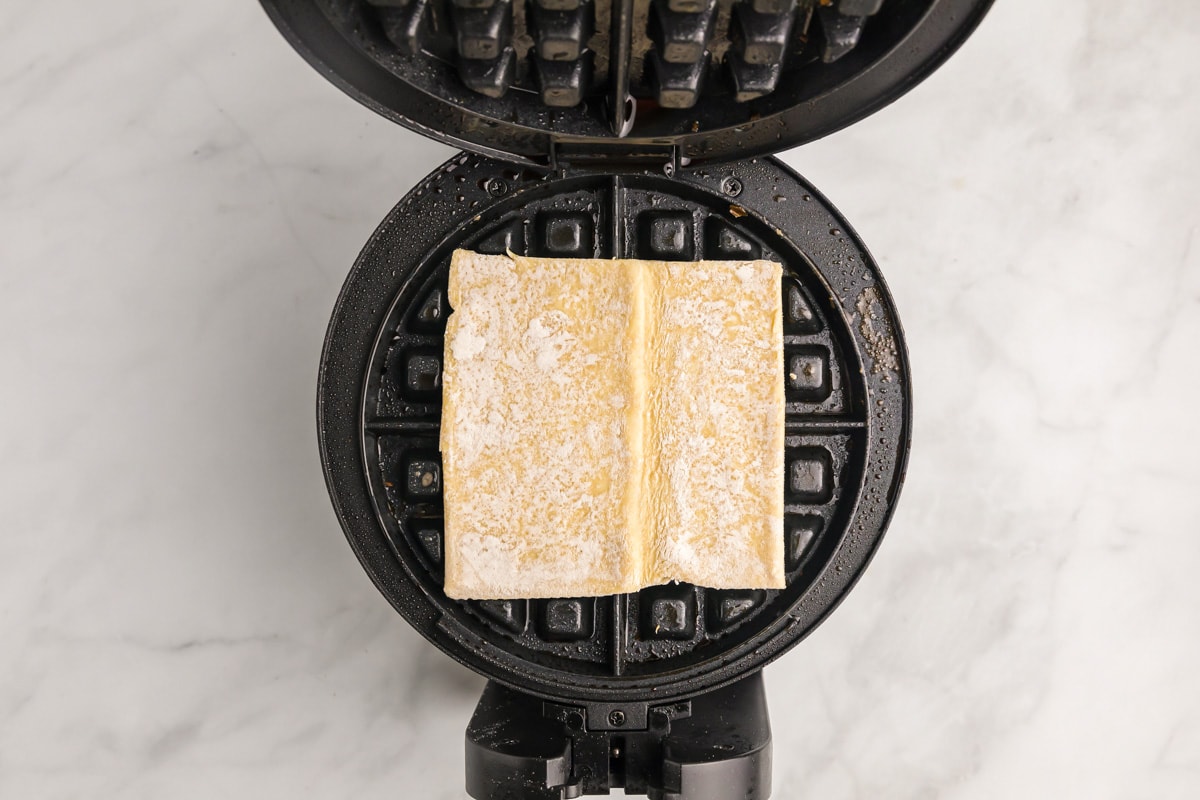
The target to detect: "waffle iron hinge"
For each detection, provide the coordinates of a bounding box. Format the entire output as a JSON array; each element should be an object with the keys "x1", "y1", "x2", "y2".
[
  {"x1": 547, "y1": 140, "x2": 688, "y2": 178},
  {"x1": 465, "y1": 671, "x2": 772, "y2": 799}
]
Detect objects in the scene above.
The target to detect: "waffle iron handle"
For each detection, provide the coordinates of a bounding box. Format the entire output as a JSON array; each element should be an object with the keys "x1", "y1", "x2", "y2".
[{"x1": 465, "y1": 672, "x2": 772, "y2": 799}]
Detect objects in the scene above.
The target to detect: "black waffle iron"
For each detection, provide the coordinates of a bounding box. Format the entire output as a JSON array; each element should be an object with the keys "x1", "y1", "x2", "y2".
[{"x1": 259, "y1": 1, "x2": 991, "y2": 796}]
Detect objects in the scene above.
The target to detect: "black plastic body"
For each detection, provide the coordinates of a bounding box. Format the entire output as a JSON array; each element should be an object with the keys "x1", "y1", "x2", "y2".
[{"x1": 466, "y1": 671, "x2": 771, "y2": 799}]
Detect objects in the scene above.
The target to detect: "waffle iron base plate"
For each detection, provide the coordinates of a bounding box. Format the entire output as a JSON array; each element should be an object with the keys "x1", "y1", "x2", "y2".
[{"x1": 318, "y1": 151, "x2": 911, "y2": 705}]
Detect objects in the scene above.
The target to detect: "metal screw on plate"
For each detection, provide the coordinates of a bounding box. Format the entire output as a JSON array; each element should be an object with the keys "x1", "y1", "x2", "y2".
[
  {"x1": 485, "y1": 177, "x2": 509, "y2": 197},
  {"x1": 721, "y1": 176, "x2": 744, "y2": 197},
  {"x1": 608, "y1": 709, "x2": 626, "y2": 727}
]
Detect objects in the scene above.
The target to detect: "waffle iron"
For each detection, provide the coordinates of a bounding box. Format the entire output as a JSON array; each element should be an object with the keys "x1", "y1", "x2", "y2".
[{"x1": 259, "y1": 1, "x2": 992, "y2": 796}]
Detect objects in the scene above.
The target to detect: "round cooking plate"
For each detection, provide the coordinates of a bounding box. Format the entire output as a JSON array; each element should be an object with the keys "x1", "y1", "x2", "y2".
[
  {"x1": 262, "y1": 0, "x2": 993, "y2": 163},
  {"x1": 318, "y1": 152, "x2": 910, "y2": 704}
]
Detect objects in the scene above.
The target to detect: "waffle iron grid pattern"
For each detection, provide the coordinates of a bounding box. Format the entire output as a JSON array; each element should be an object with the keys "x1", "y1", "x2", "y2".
[
  {"x1": 361, "y1": 167, "x2": 872, "y2": 680},
  {"x1": 325, "y1": 0, "x2": 887, "y2": 119}
]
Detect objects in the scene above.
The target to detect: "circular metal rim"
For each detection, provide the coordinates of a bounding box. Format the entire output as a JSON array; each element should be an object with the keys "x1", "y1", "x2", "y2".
[
  {"x1": 261, "y1": 0, "x2": 993, "y2": 165},
  {"x1": 317, "y1": 152, "x2": 912, "y2": 704}
]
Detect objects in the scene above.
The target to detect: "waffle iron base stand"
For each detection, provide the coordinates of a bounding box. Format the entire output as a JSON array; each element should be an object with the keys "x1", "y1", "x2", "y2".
[{"x1": 467, "y1": 672, "x2": 770, "y2": 800}]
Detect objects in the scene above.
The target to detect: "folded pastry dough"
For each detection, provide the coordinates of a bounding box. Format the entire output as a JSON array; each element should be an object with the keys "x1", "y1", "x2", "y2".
[{"x1": 441, "y1": 250, "x2": 784, "y2": 599}]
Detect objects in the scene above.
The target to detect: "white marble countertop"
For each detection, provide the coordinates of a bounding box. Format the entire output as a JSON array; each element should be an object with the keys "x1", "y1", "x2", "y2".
[{"x1": 2, "y1": 1, "x2": 1198, "y2": 797}]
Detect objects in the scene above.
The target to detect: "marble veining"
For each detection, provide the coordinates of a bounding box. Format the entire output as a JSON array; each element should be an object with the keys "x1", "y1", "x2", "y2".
[{"x1": 1, "y1": 0, "x2": 1198, "y2": 797}]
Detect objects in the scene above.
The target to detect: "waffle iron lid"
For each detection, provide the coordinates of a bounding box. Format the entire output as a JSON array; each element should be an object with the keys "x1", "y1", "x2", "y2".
[{"x1": 261, "y1": 0, "x2": 992, "y2": 165}]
